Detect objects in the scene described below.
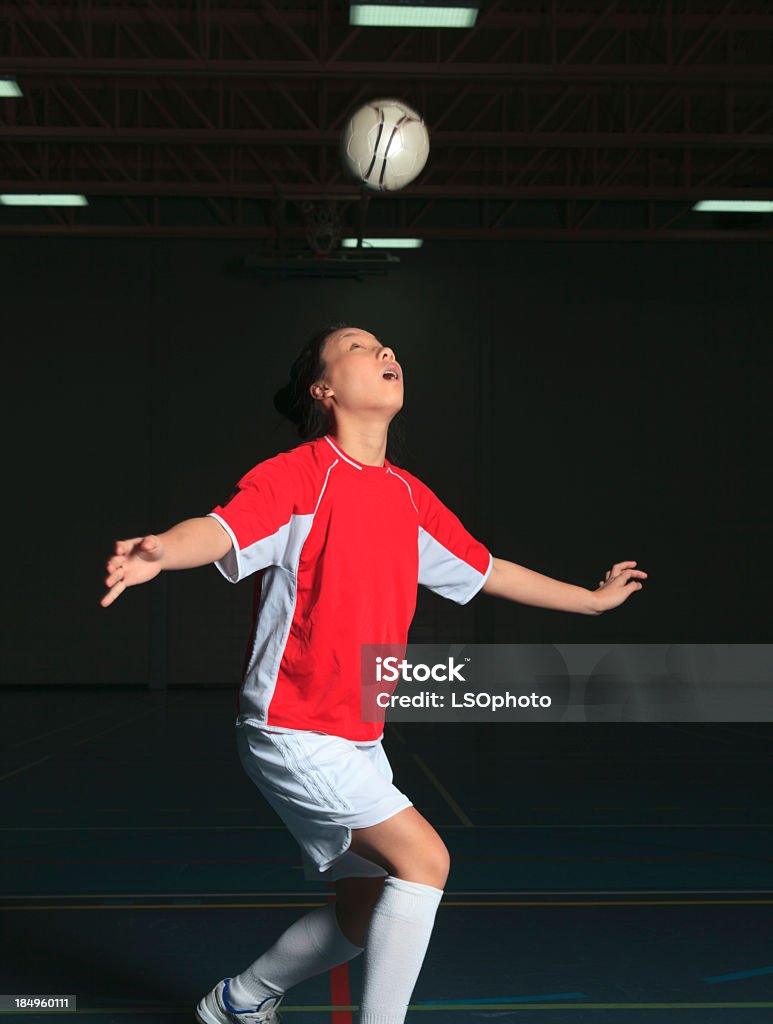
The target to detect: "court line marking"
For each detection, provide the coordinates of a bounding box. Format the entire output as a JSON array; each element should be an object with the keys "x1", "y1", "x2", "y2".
[
  {"x1": 1, "y1": 708, "x2": 120, "y2": 751},
  {"x1": 0, "y1": 754, "x2": 60, "y2": 783},
  {"x1": 8, "y1": 1001, "x2": 772, "y2": 1013},
  {"x1": 322, "y1": 888, "x2": 352, "y2": 1024},
  {"x1": 705, "y1": 966, "x2": 773, "y2": 983},
  {"x1": 390, "y1": 722, "x2": 772, "y2": 754},
  {"x1": 0, "y1": 702, "x2": 187, "y2": 783},
  {"x1": 4, "y1": 897, "x2": 773, "y2": 910},
  {"x1": 400, "y1": 1003, "x2": 773, "y2": 1011},
  {"x1": 711, "y1": 724, "x2": 773, "y2": 744},
  {"x1": 416, "y1": 993, "x2": 586, "y2": 1004},
  {"x1": 3, "y1": 822, "x2": 772, "y2": 831},
  {"x1": 654, "y1": 723, "x2": 740, "y2": 746},
  {"x1": 410, "y1": 752, "x2": 474, "y2": 826},
  {"x1": 386, "y1": 723, "x2": 407, "y2": 744},
  {"x1": 3, "y1": 888, "x2": 773, "y2": 899},
  {"x1": 2, "y1": 853, "x2": 753, "y2": 863}
]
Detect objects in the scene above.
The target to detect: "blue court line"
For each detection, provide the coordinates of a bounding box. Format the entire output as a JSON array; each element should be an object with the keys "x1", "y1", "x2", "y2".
[
  {"x1": 415, "y1": 993, "x2": 587, "y2": 1005},
  {"x1": 704, "y1": 966, "x2": 773, "y2": 983}
]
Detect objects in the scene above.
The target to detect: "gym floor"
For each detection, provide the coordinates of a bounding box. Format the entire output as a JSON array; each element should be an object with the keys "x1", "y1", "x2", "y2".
[{"x1": 2, "y1": 687, "x2": 772, "y2": 1023}]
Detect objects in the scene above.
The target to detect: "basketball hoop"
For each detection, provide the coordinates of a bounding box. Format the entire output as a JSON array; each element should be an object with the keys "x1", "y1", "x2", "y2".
[{"x1": 299, "y1": 201, "x2": 343, "y2": 255}]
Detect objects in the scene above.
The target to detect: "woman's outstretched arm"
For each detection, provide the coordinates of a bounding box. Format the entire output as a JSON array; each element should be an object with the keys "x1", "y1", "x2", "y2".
[
  {"x1": 100, "y1": 516, "x2": 233, "y2": 608},
  {"x1": 481, "y1": 557, "x2": 647, "y2": 615}
]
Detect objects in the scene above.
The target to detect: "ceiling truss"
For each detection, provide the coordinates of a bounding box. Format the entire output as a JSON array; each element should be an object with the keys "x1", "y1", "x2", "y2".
[{"x1": 1, "y1": 1, "x2": 771, "y2": 241}]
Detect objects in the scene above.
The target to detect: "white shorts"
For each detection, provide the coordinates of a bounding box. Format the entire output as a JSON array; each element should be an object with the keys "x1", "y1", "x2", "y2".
[{"x1": 236, "y1": 721, "x2": 414, "y2": 882}]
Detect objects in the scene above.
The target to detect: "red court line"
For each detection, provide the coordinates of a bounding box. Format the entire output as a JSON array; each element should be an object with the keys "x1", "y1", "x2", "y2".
[{"x1": 327, "y1": 887, "x2": 353, "y2": 1024}]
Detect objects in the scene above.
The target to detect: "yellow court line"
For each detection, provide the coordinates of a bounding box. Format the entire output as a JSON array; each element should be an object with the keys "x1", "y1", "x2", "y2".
[
  {"x1": 402, "y1": 1004, "x2": 773, "y2": 1012},
  {"x1": 4, "y1": 898, "x2": 773, "y2": 911},
  {"x1": 3, "y1": 888, "x2": 771, "y2": 900},
  {"x1": 3, "y1": 1001, "x2": 773, "y2": 1014},
  {"x1": 444, "y1": 898, "x2": 773, "y2": 906}
]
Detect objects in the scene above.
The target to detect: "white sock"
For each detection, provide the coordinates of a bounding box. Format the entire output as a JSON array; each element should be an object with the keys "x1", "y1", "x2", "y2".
[
  {"x1": 228, "y1": 902, "x2": 364, "y2": 1009},
  {"x1": 359, "y1": 876, "x2": 444, "y2": 1024}
]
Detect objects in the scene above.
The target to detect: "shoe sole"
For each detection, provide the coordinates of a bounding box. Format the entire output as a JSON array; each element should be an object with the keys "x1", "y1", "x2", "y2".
[
  {"x1": 194, "y1": 1006, "x2": 220, "y2": 1024},
  {"x1": 194, "y1": 987, "x2": 280, "y2": 1024},
  {"x1": 195, "y1": 1008, "x2": 279, "y2": 1024}
]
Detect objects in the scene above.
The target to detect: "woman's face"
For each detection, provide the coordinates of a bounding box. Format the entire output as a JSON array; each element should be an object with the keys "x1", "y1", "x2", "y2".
[{"x1": 313, "y1": 327, "x2": 403, "y2": 420}]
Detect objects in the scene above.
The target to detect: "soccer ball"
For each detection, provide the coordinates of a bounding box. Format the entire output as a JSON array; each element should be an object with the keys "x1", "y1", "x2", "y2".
[{"x1": 340, "y1": 98, "x2": 430, "y2": 192}]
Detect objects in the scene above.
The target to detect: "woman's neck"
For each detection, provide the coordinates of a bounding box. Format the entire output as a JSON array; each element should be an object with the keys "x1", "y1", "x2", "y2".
[{"x1": 327, "y1": 423, "x2": 388, "y2": 467}]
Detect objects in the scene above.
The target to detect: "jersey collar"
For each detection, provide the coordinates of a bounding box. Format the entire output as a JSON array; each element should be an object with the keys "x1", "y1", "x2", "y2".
[{"x1": 323, "y1": 435, "x2": 389, "y2": 472}]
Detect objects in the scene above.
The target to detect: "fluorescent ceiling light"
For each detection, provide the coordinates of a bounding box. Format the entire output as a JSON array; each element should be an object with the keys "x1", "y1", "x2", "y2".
[
  {"x1": 350, "y1": 4, "x2": 478, "y2": 28},
  {"x1": 693, "y1": 200, "x2": 773, "y2": 214},
  {"x1": 342, "y1": 237, "x2": 424, "y2": 248},
  {"x1": 0, "y1": 194, "x2": 89, "y2": 206},
  {"x1": 0, "y1": 78, "x2": 23, "y2": 98}
]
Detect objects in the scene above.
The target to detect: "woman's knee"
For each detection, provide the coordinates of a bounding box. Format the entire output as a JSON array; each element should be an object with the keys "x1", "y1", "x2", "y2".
[
  {"x1": 409, "y1": 841, "x2": 450, "y2": 888},
  {"x1": 348, "y1": 807, "x2": 451, "y2": 888},
  {"x1": 391, "y1": 847, "x2": 450, "y2": 889}
]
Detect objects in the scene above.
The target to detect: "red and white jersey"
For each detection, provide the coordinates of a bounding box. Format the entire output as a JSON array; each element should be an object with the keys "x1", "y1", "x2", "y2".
[{"x1": 208, "y1": 434, "x2": 492, "y2": 744}]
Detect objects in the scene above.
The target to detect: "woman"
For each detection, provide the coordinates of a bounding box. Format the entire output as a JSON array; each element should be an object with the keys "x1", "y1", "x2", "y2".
[{"x1": 101, "y1": 323, "x2": 647, "y2": 1024}]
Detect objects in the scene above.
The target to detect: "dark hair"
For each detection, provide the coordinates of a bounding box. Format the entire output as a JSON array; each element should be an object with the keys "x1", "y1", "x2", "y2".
[
  {"x1": 273, "y1": 323, "x2": 350, "y2": 442},
  {"x1": 274, "y1": 323, "x2": 406, "y2": 465}
]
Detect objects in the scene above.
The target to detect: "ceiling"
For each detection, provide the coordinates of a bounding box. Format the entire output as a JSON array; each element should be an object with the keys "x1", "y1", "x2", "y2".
[{"x1": 1, "y1": 1, "x2": 772, "y2": 242}]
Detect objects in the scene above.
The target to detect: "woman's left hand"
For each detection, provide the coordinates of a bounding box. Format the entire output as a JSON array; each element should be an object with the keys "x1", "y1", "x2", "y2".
[{"x1": 589, "y1": 561, "x2": 648, "y2": 613}]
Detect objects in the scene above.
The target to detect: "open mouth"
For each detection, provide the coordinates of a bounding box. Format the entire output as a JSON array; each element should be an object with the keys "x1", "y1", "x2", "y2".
[{"x1": 382, "y1": 369, "x2": 400, "y2": 380}]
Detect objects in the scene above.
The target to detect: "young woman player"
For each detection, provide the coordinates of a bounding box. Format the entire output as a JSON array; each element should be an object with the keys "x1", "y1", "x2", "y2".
[{"x1": 101, "y1": 324, "x2": 647, "y2": 1024}]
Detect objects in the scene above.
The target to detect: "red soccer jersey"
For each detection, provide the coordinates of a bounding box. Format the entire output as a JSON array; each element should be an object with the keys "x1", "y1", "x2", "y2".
[{"x1": 208, "y1": 434, "x2": 492, "y2": 743}]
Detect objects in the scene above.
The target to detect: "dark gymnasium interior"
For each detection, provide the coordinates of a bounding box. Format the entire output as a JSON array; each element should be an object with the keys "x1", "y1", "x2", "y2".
[{"x1": 1, "y1": 2, "x2": 772, "y2": 1023}]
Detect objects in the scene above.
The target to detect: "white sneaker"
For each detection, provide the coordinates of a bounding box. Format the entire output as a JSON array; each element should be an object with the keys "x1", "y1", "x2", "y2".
[{"x1": 195, "y1": 978, "x2": 283, "y2": 1024}]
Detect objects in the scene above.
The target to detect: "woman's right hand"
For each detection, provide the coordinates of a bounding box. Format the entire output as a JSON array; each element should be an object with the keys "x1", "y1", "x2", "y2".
[{"x1": 101, "y1": 535, "x2": 165, "y2": 607}]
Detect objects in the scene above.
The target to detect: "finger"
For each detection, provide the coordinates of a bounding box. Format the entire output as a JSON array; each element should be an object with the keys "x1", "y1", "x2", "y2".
[
  {"x1": 100, "y1": 580, "x2": 126, "y2": 608},
  {"x1": 623, "y1": 576, "x2": 644, "y2": 587},
  {"x1": 613, "y1": 561, "x2": 637, "y2": 572},
  {"x1": 115, "y1": 537, "x2": 144, "y2": 556},
  {"x1": 609, "y1": 570, "x2": 633, "y2": 586}
]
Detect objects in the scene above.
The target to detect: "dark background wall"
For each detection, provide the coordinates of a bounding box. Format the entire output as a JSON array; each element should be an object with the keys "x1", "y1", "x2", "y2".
[{"x1": 2, "y1": 239, "x2": 770, "y2": 688}]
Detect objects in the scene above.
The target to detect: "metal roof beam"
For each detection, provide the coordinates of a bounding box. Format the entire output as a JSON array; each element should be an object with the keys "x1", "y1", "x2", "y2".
[
  {"x1": 2, "y1": 180, "x2": 771, "y2": 201},
  {"x1": 3, "y1": 58, "x2": 773, "y2": 83},
  {"x1": 3, "y1": 127, "x2": 771, "y2": 149}
]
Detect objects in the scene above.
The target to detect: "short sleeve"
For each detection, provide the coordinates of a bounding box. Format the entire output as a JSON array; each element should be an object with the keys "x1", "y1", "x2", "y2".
[
  {"x1": 413, "y1": 478, "x2": 493, "y2": 605},
  {"x1": 207, "y1": 455, "x2": 296, "y2": 583}
]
